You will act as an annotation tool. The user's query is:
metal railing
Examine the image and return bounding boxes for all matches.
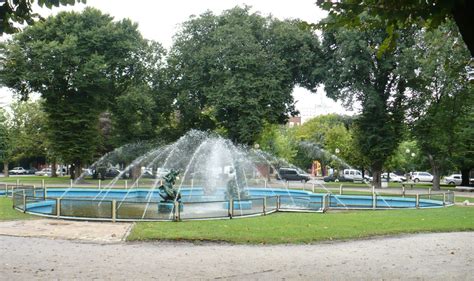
[10,188,454,222]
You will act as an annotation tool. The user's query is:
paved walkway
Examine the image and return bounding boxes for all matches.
[0,219,132,243]
[0,232,472,280]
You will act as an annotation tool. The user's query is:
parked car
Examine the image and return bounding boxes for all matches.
[382,172,406,183]
[323,174,350,182]
[411,172,434,183]
[342,169,364,182]
[276,168,310,182]
[26,167,37,175]
[35,168,52,176]
[444,174,462,185]
[156,168,170,179]
[9,167,27,175]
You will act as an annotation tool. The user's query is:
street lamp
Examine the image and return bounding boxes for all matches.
[406,149,415,182]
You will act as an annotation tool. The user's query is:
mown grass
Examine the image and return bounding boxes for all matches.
[0,197,33,220]
[128,206,474,244]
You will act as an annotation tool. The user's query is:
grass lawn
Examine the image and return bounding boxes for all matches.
[128,206,474,244]
[0,197,33,220]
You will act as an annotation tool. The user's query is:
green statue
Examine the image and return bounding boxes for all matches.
[158,169,181,202]
[225,165,248,200]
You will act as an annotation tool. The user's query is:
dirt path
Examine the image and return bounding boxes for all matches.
[0,232,472,280]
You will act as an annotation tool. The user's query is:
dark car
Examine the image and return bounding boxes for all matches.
[323,174,351,182]
[26,167,37,175]
[276,168,310,182]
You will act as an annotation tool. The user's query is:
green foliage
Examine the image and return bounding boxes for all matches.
[321,18,416,185]
[316,0,474,56]
[168,6,323,144]
[0,8,155,171]
[407,21,472,187]
[7,100,48,163]
[0,0,85,35]
[257,123,298,163]
[0,109,11,165]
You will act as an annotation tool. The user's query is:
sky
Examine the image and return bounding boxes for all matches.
[0,0,355,118]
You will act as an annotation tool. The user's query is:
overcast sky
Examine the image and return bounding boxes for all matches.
[1,0,355,116]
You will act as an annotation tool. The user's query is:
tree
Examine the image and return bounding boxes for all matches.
[321,18,415,188]
[0,8,156,178]
[8,100,48,164]
[407,21,472,189]
[0,0,85,35]
[0,108,12,176]
[316,0,474,57]
[293,114,358,174]
[167,6,323,144]
[257,123,298,163]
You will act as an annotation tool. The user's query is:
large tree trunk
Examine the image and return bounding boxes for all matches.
[3,161,9,177]
[131,166,141,181]
[428,154,441,190]
[460,168,471,186]
[51,159,57,178]
[73,162,81,180]
[453,1,474,57]
[371,163,383,189]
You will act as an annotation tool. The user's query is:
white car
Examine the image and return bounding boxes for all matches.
[411,172,434,183]
[9,167,27,175]
[35,168,52,176]
[342,169,363,182]
[444,174,462,185]
[382,172,406,183]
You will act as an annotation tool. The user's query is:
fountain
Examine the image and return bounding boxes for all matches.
[8,130,453,221]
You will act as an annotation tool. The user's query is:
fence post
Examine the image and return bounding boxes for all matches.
[228,198,233,218]
[70,179,73,189]
[443,193,446,207]
[321,194,326,212]
[303,181,306,191]
[16,179,20,187]
[125,180,128,189]
[312,183,315,193]
[98,179,101,190]
[276,195,280,211]
[42,179,45,189]
[286,181,289,189]
[174,201,180,221]
[22,190,26,213]
[428,188,432,199]
[339,184,343,195]
[416,194,420,209]
[33,185,36,198]
[112,200,117,222]
[191,178,194,189]
[264,179,267,188]
[402,184,405,197]
[263,197,267,215]
[56,198,61,217]
[372,193,377,209]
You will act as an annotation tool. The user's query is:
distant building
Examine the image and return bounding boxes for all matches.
[287,116,301,127]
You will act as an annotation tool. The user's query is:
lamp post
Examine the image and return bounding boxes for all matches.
[335,148,340,179]
[405,149,415,182]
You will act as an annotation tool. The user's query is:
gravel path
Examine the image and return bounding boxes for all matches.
[1,232,472,280]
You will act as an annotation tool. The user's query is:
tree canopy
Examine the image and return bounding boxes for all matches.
[320,16,416,187]
[0,7,159,177]
[0,0,85,35]
[167,6,323,144]
[316,0,474,57]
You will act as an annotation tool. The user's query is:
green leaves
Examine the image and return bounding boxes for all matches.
[169,7,323,144]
